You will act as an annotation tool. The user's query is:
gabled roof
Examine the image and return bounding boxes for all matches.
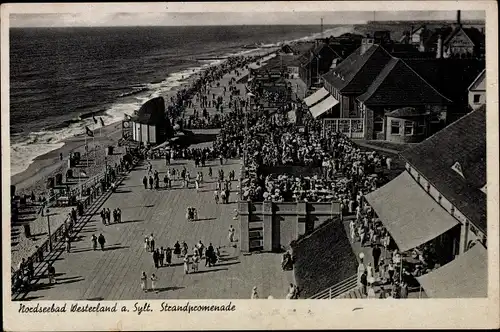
[468,68,486,91]
[357,57,452,106]
[400,105,486,233]
[405,59,485,106]
[299,43,342,69]
[322,44,393,93]
[443,26,484,47]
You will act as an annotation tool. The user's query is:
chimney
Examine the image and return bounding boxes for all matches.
[457,10,461,26]
[436,34,443,59]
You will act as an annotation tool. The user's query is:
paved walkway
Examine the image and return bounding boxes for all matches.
[16,156,292,300]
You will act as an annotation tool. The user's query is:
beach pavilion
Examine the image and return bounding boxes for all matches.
[130,96,174,146]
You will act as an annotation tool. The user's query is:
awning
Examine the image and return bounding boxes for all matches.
[303,87,329,107]
[416,244,487,298]
[309,95,339,118]
[365,171,459,252]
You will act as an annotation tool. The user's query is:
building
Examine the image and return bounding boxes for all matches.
[298,42,342,88]
[468,69,486,110]
[405,58,485,122]
[356,57,451,143]
[365,105,487,297]
[130,96,174,145]
[409,12,485,59]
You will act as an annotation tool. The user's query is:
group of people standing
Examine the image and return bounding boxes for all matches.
[100,207,121,225]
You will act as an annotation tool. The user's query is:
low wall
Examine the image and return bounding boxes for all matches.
[239,201,342,252]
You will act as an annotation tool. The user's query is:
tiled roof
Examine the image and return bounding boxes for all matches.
[357,57,452,106]
[322,44,393,93]
[291,219,358,298]
[405,59,485,107]
[400,105,486,233]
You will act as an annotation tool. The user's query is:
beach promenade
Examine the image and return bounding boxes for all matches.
[15,154,293,300]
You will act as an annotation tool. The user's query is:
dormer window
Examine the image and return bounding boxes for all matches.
[450,206,455,215]
[426,183,431,192]
[437,194,442,204]
[451,161,465,179]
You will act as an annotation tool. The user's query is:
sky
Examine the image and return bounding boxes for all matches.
[10,10,485,28]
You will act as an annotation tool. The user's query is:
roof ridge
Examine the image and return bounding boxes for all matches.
[400,58,453,103]
[468,68,486,91]
[400,106,485,159]
[340,44,382,92]
[357,57,400,103]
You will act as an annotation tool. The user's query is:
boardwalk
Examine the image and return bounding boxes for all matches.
[16,156,293,301]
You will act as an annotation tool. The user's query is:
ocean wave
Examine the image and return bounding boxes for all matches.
[10,27,350,177]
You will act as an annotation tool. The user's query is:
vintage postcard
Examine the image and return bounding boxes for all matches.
[2,1,499,330]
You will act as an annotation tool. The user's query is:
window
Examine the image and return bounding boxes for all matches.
[374,117,384,132]
[416,119,426,135]
[473,94,481,104]
[404,121,414,135]
[390,120,400,135]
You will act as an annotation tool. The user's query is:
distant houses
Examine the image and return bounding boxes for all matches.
[399,11,485,59]
[300,28,484,143]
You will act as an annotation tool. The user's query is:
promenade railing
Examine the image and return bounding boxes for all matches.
[308,274,359,299]
[11,156,141,295]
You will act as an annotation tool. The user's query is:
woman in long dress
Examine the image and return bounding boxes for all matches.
[192,250,200,273]
[174,241,181,258]
[181,242,188,257]
[144,237,149,252]
[165,247,172,266]
[140,272,148,292]
[183,255,190,274]
[150,273,158,293]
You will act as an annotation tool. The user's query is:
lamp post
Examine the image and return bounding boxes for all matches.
[104,156,108,188]
[46,208,52,252]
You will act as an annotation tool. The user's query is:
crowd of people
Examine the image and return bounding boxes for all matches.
[138,228,240,293]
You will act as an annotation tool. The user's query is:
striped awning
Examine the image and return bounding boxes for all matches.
[309,95,339,118]
[303,87,329,106]
[416,244,487,298]
[365,171,459,252]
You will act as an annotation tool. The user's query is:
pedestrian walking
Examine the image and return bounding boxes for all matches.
[47,264,56,284]
[98,233,106,250]
[192,250,200,273]
[91,234,97,250]
[174,241,181,258]
[251,286,259,299]
[214,190,219,204]
[149,176,154,189]
[165,247,172,266]
[228,225,235,243]
[141,271,148,292]
[159,247,165,267]
[149,233,155,252]
[143,175,148,189]
[153,249,159,269]
[183,255,190,274]
[144,236,150,252]
[372,245,382,273]
[151,274,158,293]
[65,235,71,253]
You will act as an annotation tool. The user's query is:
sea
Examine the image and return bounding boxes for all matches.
[9,25,354,176]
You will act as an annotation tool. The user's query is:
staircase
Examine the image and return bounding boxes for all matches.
[309,274,362,299]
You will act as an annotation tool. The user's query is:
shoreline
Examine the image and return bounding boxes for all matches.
[10,48,274,195]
